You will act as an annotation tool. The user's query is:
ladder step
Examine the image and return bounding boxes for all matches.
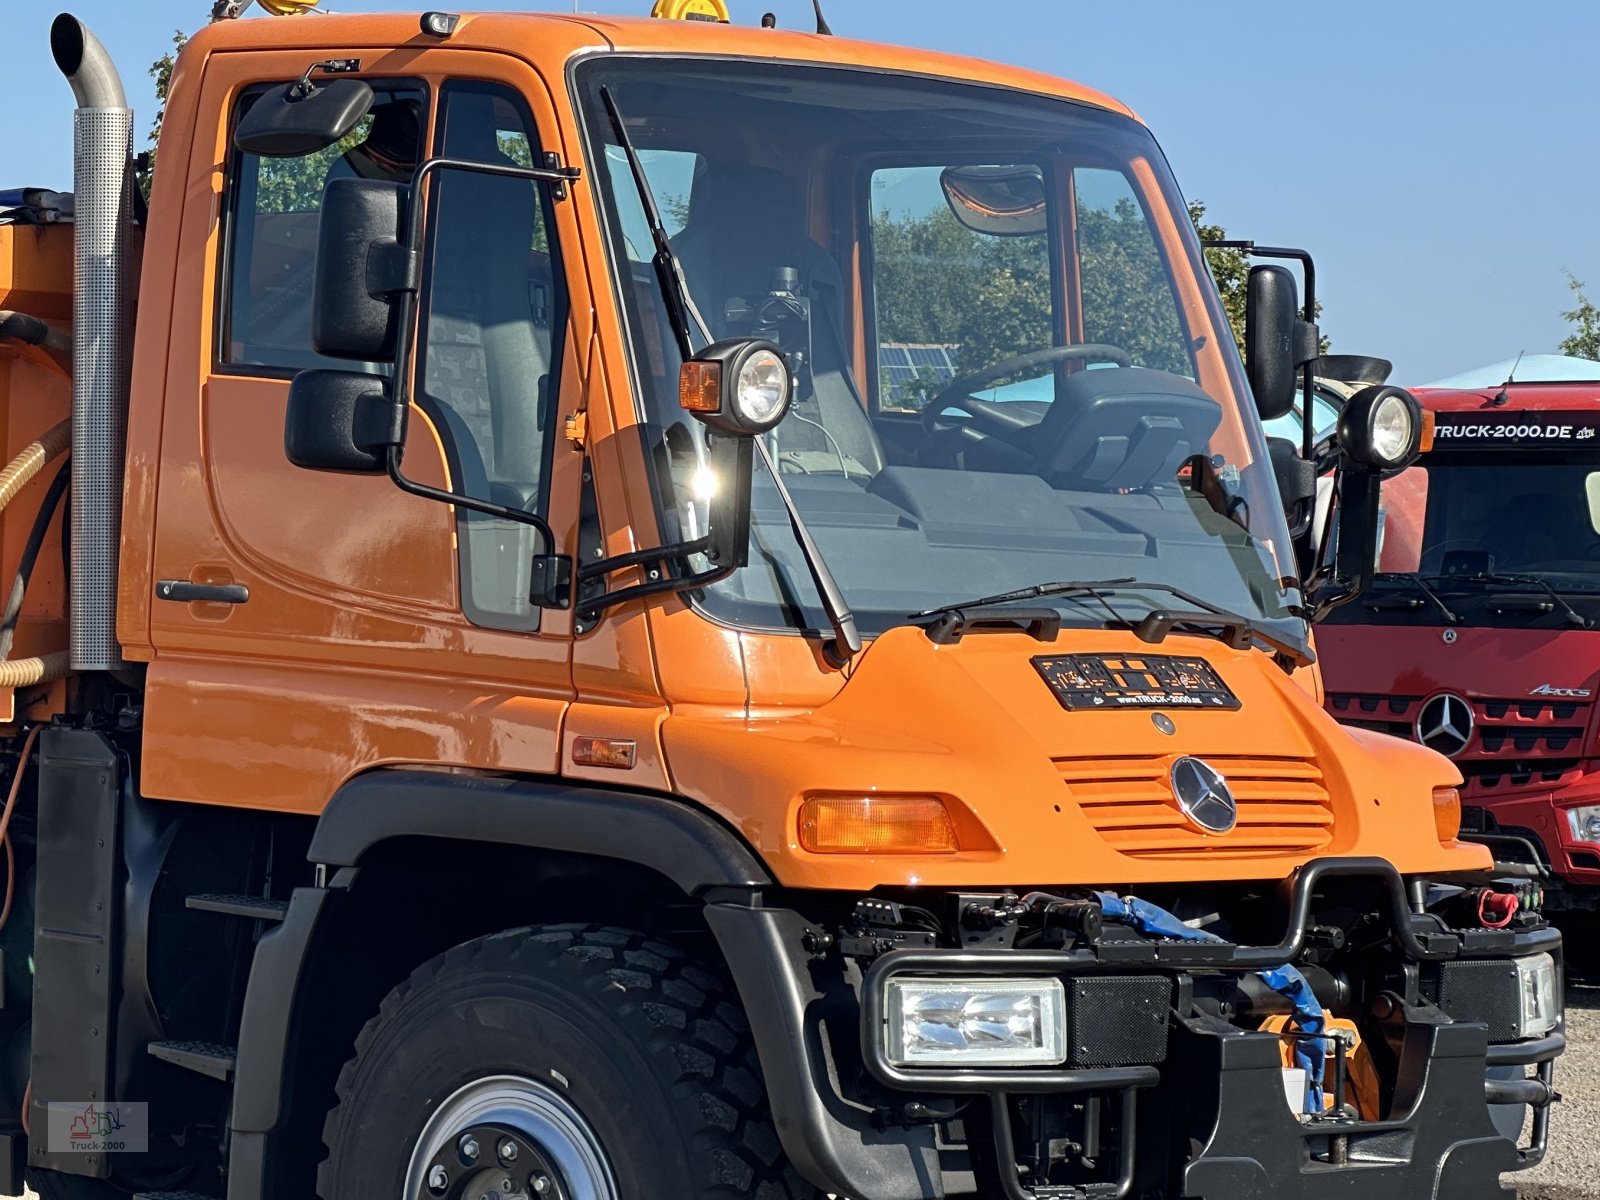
[185,893,288,922]
[147,1040,236,1082]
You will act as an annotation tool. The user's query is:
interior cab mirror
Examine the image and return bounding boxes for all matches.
[940,164,1048,237]
[233,75,375,158]
[1245,264,1319,421]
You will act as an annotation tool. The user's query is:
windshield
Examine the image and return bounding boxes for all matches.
[1323,449,1600,627]
[576,59,1303,650]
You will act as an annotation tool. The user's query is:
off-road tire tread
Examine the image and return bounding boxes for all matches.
[317,923,816,1200]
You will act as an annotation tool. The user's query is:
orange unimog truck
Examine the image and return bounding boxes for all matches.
[0,3,1564,1199]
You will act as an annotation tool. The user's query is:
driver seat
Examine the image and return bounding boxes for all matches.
[673,164,886,477]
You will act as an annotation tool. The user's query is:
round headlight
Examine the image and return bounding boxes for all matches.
[1338,384,1424,471]
[1369,393,1416,467]
[734,348,791,431]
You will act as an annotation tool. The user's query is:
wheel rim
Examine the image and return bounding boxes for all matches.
[404,1075,619,1200]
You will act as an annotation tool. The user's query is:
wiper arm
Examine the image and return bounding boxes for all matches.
[1106,580,1315,667]
[1373,572,1461,625]
[912,579,1313,668]
[599,87,859,664]
[1441,572,1591,628]
[598,86,714,359]
[911,579,1139,620]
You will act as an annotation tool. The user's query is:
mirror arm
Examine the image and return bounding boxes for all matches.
[383,445,557,547]
[576,537,737,617]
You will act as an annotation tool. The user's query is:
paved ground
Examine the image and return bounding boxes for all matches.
[1517,981,1600,1200]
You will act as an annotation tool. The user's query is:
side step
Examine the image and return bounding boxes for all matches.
[185,893,288,922]
[147,1041,236,1082]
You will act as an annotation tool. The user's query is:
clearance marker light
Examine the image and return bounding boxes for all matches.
[572,736,638,770]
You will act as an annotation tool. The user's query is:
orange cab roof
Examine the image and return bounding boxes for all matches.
[189,9,1138,122]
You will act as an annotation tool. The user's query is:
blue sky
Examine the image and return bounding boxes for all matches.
[8,0,1599,383]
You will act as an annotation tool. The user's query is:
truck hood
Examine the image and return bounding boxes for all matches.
[662,626,1486,891]
[1318,623,1600,775]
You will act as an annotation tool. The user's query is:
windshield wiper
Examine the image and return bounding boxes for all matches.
[1371,572,1461,625]
[598,88,861,664]
[912,579,1313,667]
[598,86,714,359]
[1431,571,1591,629]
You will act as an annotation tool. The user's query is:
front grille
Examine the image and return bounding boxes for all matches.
[1064,976,1170,1067]
[1328,691,1593,774]
[1055,755,1333,859]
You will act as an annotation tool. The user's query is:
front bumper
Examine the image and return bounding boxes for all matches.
[708,857,1563,1200]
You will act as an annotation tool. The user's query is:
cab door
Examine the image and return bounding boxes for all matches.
[140,48,590,813]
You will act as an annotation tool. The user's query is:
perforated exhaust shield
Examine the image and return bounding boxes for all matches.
[69,105,132,670]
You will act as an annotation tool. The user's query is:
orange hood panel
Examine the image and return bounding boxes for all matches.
[661,626,1489,890]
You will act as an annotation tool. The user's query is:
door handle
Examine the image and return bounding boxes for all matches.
[156,580,250,605]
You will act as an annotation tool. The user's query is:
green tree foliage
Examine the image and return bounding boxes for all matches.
[140,29,188,197]
[1560,272,1600,362]
[871,190,1200,406]
[1192,200,1248,353]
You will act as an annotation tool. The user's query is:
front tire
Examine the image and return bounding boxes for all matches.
[318,924,815,1200]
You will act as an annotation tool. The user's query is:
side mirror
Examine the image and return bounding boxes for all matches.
[1245,265,1319,421]
[285,370,406,473]
[678,338,795,569]
[1266,436,1316,538]
[234,77,375,158]
[311,178,414,362]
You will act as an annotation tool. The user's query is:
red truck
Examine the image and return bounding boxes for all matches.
[1318,358,1600,946]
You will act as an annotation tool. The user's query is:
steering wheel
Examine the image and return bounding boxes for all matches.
[920,343,1134,435]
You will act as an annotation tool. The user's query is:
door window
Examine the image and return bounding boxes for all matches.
[419,81,566,632]
[222,83,425,371]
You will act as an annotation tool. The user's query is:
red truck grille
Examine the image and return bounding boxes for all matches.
[1327,691,1591,796]
[1054,754,1334,859]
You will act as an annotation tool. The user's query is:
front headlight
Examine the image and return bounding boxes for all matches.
[1566,804,1600,846]
[884,977,1065,1067]
[1515,953,1560,1038]
[1337,384,1425,471]
[1368,393,1416,465]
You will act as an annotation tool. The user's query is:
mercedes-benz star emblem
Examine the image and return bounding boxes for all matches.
[1415,692,1474,758]
[1170,757,1237,834]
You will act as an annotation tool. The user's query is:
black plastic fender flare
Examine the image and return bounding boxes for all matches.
[224,769,940,1200]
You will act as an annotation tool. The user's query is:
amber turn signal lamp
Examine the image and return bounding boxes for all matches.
[1419,409,1436,454]
[1433,785,1462,843]
[798,794,960,854]
[680,360,722,414]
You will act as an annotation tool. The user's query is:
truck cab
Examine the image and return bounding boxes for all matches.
[1319,361,1600,919]
[0,8,1564,1200]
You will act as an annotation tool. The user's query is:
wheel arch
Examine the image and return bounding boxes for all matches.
[225,767,773,1200]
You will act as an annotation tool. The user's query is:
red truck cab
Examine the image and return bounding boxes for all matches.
[1318,362,1600,925]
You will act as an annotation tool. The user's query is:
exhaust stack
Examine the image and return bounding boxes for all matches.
[52,14,131,671]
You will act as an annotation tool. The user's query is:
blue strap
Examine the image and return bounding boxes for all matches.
[1095,892,1328,1113]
